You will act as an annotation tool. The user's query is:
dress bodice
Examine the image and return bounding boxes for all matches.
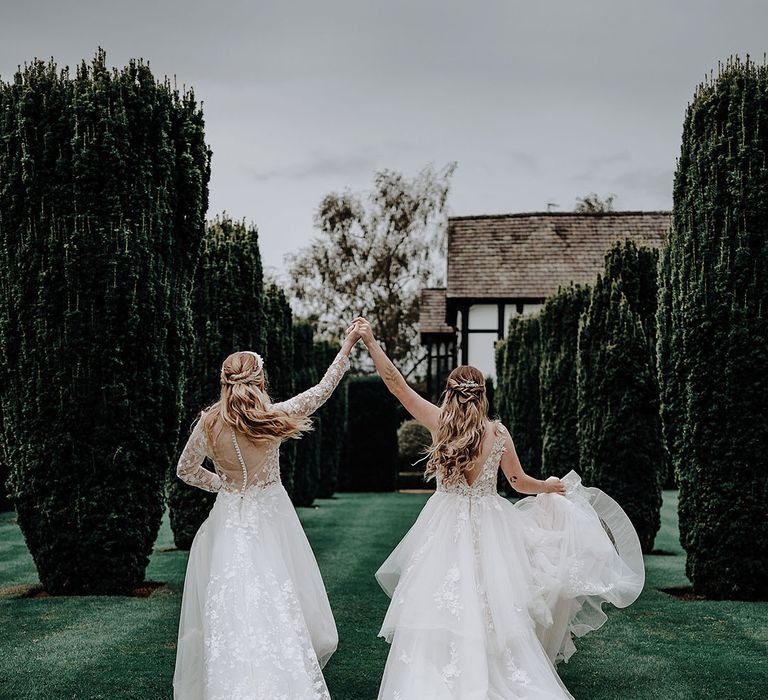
[435,422,507,498]
[177,352,350,494]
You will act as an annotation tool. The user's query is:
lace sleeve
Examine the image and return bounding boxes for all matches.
[176,419,223,492]
[271,352,351,417]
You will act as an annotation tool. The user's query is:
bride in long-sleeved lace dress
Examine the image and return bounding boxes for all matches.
[172,329,357,700]
[353,318,645,700]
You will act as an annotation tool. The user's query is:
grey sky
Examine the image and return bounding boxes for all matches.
[2,0,766,278]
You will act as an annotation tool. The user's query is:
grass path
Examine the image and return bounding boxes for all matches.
[1,491,766,699]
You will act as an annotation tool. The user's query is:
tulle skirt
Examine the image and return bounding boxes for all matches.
[375,471,644,699]
[173,484,337,700]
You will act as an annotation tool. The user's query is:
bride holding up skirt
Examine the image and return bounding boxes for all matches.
[353,317,644,700]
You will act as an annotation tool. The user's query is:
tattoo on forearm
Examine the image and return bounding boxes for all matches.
[382,364,400,389]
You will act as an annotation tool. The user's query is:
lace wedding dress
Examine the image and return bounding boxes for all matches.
[376,422,645,699]
[173,352,350,700]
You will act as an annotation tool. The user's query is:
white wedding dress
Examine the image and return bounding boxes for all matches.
[376,421,644,699]
[173,352,350,700]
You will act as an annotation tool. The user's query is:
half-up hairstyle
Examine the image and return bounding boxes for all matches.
[425,365,490,485]
[200,351,312,445]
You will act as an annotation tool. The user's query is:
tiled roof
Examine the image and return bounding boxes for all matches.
[419,288,455,336]
[446,211,671,299]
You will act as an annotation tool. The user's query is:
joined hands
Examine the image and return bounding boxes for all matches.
[344,316,375,346]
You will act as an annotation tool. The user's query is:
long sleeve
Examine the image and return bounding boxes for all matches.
[271,352,351,416]
[176,419,223,492]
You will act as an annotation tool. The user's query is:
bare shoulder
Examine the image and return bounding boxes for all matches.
[493,420,509,437]
[494,421,515,448]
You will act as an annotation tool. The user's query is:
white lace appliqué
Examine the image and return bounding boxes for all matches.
[434,565,463,619]
[202,492,330,700]
[176,420,223,492]
[440,642,461,690]
[270,353,350,416]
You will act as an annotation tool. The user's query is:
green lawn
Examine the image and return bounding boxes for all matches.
[1,492,766,699]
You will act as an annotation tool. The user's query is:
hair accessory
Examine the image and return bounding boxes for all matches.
[455,380,479,389]
[243,351,264,369]
[221,351,263,372]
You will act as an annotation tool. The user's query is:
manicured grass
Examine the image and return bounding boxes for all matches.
[1,492,766,699]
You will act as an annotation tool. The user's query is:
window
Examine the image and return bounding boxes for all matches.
[522,303,543,316]
[468,304,498,330]
[468,332,498,378]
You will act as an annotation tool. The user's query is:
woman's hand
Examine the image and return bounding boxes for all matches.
[345,321,362,343]
[348,316,375,346]
[340,321,362,355]
[544,476,566,495]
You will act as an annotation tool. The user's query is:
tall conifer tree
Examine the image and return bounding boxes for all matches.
[578,240,664,553]
[658,57,768,598]
[0,52,210,593]
[538,284,590,475]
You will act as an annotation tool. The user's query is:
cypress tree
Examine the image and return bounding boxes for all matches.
[658,57,768,599]
[538,284,590,475]
[261,284,296,499]
[168,216,265,549]
[0,52,210,594]
[494,339,508,422]
[498,316,543,481]
[577,239,664,553]
[313,339,349,499]
[291,322,321,507]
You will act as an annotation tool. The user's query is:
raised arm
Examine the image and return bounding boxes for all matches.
[499,428,565,496]
[270,331,357,416]
[354,317,440,432]
[176,419,223,493]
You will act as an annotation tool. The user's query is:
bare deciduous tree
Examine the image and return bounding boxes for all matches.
[287,163,456,374]
[575,192,616,212]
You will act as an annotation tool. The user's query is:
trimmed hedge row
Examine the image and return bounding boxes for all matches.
[313,340,349,499]
[261,284,297,498]
[339,376,399,492]
[496,241,664,553]
[494,316,543,483]
[291,322,322,507]
[658,58,768,599]
[538,284,590,476]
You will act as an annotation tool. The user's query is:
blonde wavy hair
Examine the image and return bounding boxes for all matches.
[425,366,490,486]
[200,351,312,445]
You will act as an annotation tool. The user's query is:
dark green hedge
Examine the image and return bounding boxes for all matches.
[339,376,398,491]
[658,58,768,599]
[577,239,663,553]
[168,216,265,549]
[0,461,11,511]
[496,316,543,482]
[261,284,297,499]
[291,322,321,507]
[313,340,349,499]
[538,284,590,475]
[0,52,210,594]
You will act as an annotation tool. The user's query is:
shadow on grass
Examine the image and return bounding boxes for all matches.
[0,581,168,599]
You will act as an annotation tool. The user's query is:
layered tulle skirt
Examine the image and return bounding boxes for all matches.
[375,471,644,699]
[173,484,337,700]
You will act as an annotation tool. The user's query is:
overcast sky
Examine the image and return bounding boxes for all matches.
[2,1,766,278]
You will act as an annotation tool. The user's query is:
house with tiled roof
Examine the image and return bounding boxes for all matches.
[420,211,671,398]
